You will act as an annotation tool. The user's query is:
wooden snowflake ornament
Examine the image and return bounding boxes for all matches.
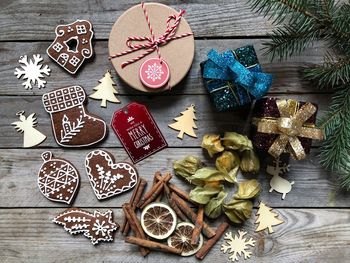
[89,70,121,108]
[11,111,46,148]
[221,230,255,262]
[168,104,198,139]
[266,157,294,200]
[53,208,119,245]
[14,54,51,89]
[255,202,284,234]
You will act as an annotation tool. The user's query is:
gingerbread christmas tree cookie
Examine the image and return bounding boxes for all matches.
[42,86,107,147]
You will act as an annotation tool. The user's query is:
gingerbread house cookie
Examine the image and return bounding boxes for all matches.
[47,20,94,74]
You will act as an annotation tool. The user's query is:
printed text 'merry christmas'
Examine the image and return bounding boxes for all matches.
[127,124,154,149]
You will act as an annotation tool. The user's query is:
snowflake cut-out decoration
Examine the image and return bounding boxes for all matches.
[221,230,255,262]
[14,54,51,89]
[145,62,164,82]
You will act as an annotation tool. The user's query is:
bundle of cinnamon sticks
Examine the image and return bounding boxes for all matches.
[121,171,229,259]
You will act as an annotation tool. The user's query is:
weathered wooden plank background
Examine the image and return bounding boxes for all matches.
[1,0,349,262]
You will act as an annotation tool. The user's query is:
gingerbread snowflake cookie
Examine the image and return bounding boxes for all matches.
[85,149,138,200]
[42,86,107,147]
[53,208,119,245]
[37,151,79,204]
[47,20,93,74]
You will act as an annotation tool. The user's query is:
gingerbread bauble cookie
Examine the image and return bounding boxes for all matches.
[109,2,195,92]
[42,86,107,147]
[37,151,79,204]
[47,20,94,74]
[85,150,138,200]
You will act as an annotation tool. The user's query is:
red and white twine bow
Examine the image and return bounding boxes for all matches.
[109,2,193,68]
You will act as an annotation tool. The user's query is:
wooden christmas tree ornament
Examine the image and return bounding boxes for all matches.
[266,157,294,200]
[255,202,284,234]
[168,104,197,139]
[11,111,46,148]
[89,70,121,108]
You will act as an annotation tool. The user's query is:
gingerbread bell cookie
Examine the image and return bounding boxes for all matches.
[53,208,119,245]
[47,20,94,74]
[37,151,79,204]
[42,86,107,147]
[85,149,138,200]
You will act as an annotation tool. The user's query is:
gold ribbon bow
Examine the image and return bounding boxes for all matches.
[257,99,323,160]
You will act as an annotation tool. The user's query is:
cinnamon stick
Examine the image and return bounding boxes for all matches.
[125,236,182,255]
[191,205,204,245]
[122,204,150,256]
[153,173,162,202]
[123,178,147,235]
[168,182,193,203]
[164,183,187,221]
[195,222,229,260]
[138,172,172,209]
[171,192,216,238]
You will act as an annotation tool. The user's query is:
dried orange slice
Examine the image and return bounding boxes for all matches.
[167,222,203,256]
[140,202,177,240]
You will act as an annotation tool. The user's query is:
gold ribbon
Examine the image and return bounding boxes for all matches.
[257,99,323,160]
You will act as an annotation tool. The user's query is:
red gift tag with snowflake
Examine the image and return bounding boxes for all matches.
[139,58,170,89]
[111,102,167,163]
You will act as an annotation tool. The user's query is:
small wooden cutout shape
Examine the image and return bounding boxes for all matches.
[168,104,198,139]
[89,70,120,108]
[255,202,284,234]
[14,54,51,90]
[266,157,294,199]
[11,111,46,148]
[221,230,255,262]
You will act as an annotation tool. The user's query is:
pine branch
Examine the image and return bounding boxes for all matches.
[248,0,319,24]
[303,53,350,88]
[318,86,350,188]
[264,22,319,60]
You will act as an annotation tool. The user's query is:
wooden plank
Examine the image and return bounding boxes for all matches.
[0,0,275,41]
[1,40,326,96]
[1,208,350,262]
[0,93,330,148]
[0,148,345,208]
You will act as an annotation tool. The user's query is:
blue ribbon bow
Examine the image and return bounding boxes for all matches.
[203,49,272,99]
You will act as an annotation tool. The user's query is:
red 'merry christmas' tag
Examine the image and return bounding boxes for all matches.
[111,102,167,163]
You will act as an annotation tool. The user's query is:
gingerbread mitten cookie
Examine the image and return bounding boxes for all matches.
[37,151,79,204]
[42,86,107,147]
[47,20,94,74]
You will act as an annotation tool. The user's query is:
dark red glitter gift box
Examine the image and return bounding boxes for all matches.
[251,97,319,158]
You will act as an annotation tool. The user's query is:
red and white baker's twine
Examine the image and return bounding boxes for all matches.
[109,2,193,68]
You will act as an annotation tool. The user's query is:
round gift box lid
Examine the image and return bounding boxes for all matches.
[108,2,195,92]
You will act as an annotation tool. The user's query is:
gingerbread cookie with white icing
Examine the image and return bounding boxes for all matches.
[37,151,79,204]
[47,20,94,74]
[42,86,107,147]
[53,208,119,245]
[85,149,138,200]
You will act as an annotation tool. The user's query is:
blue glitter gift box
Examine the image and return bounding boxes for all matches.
[201,45,273,112]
